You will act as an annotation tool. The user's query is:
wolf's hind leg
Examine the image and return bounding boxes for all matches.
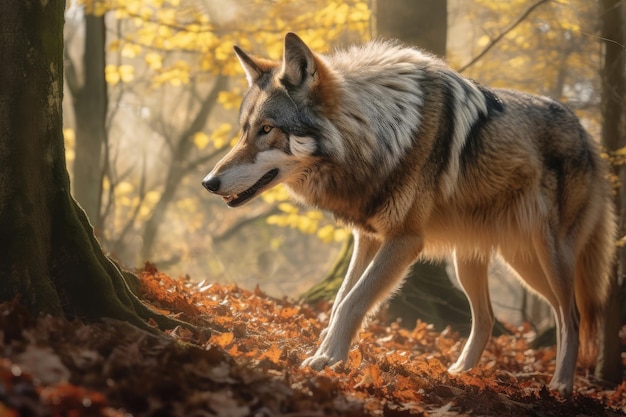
[321,232,380,342]
[505,236,578,396]
[532,233,578,396]
[302,234,422,370]
[504,251,562,359]
[448,256,493,373]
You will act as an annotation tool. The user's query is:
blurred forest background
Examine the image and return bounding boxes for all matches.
[62,0,616,332]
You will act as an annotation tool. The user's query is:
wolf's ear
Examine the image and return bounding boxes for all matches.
[280,32,317,90]
[234,45,263,87]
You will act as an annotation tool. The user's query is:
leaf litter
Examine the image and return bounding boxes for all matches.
[1,263,625,416]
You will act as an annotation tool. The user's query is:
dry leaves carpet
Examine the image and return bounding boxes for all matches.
[1,264,626,416]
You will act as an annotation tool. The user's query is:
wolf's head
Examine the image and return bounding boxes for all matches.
[202,33,339,207]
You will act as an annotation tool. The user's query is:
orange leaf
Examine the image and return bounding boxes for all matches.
[211,331,234,348]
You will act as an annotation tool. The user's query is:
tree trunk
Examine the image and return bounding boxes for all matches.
[595,0,625,384]
[0,0,180,331]
[68,14,107,231]
[374,0,447,55]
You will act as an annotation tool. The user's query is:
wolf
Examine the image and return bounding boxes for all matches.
[202,32,616,395]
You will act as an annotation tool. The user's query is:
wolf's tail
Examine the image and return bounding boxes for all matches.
[575,197,616,365]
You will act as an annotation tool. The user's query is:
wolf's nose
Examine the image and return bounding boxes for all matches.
[202,176,220,193]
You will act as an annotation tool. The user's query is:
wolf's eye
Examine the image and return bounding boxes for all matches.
[260,125,273,135]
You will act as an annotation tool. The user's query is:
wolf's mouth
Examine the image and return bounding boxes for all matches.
[223,168,279,207]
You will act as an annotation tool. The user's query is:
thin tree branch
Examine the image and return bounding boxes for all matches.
[183,145,229,174]
[212,206,282,244]
[177,74,228,154]
[457,0,550,73]
[110,155,149,255]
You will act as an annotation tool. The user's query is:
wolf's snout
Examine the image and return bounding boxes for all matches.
[202,175,220,193]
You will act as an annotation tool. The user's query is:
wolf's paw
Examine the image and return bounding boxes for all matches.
[301,344,346,371]
[301,354,337,371]
[447,363,464,374]
[548,379,573,397]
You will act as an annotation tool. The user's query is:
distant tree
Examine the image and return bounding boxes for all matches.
[376,0,447,54]
[65,10,108,230]
[0,0,175,330]
[596,0,625,385]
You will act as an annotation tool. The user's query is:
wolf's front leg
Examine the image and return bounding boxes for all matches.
[302,234,423,370]
[319,232,380,343]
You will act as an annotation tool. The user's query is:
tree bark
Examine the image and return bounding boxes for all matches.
[0,0,181,331]
[596,0,625,384]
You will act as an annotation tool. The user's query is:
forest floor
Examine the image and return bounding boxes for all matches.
[1,263,626,417]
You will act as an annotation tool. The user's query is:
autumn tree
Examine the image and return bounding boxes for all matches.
[0,0,175,330]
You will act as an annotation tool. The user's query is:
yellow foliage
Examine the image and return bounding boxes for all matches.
[306,210,324,221]
[63,128,75,163]
[211,123,233,149]
[333,228,350,242]
[217,90,243,110]
[121,43,141,58]
[139,205,152,218]
[193,132,211,150]
[296,216,318,234]
[267,214,286,227]
[151,61,190,87]
[98,0,370,91]
[105,65,134,85]
[102,176,110,192]
[277,203,298,214]
[63,128,75,148]
[144,190,161,205]
[115,181,134,195]
[317,225,335,243]
[262,185,291,205]
[145,52,163,70]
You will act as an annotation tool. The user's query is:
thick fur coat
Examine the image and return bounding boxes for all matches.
[203,33,616,395]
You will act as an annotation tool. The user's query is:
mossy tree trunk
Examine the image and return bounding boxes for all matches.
[0,0,180,331]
